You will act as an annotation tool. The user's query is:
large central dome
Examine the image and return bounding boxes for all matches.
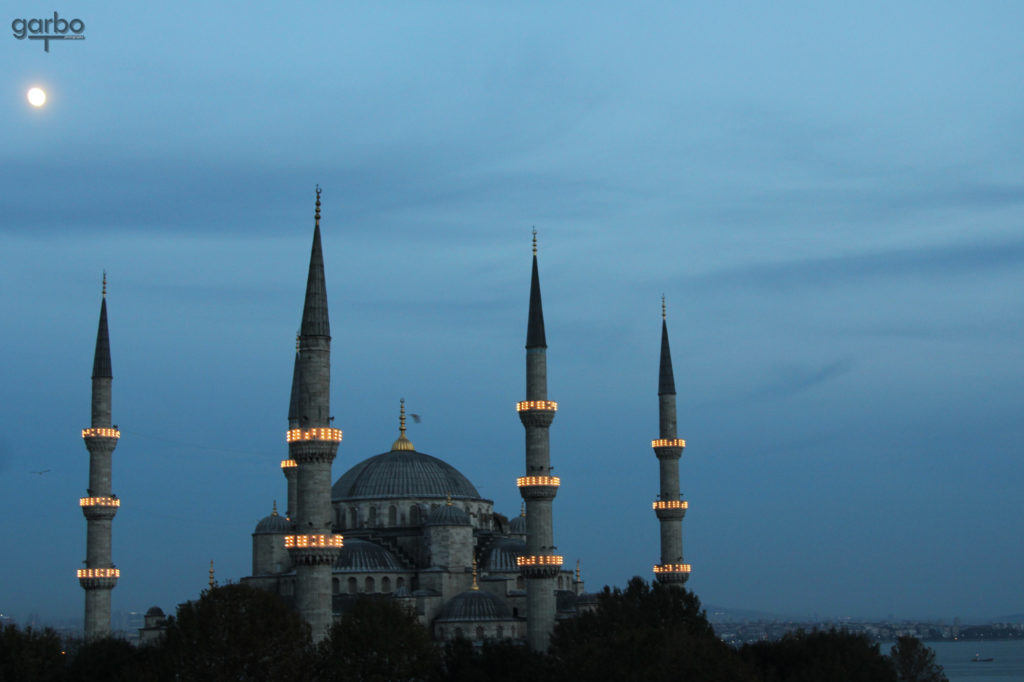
[332,449,482,502]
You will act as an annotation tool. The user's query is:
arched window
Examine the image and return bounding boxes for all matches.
[497,625,504,639]
[516,576,524,590]
[410,505,421,525]
[475,626,484,640]
[558,576,563,588]
[388,505,397,526]
[368,506,377,527]
[336,508,345,530]
[455,627,463,639]
[332,578,339,594]
[396,577,405,590]
[382,576,391,593]
[347,577,357,594]
[365,576,375,593]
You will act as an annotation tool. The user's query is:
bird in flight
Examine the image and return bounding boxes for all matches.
[31,469,51,476]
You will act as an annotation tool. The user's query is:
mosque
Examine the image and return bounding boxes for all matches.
[78,189,691,649]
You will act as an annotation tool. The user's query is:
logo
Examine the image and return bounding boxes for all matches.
[12,12,85,52]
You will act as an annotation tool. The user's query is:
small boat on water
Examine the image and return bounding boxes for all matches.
[971,653,994,663]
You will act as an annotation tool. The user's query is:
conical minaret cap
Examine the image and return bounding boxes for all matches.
[92,277,112,379]
[300,187,331,338]
[525,233,547,349]
[658,310,676,396]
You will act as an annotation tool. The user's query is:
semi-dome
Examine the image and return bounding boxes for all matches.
[334,538,403,571]
[254,504,290,534]
[436,588,514,622]
[425,503,471,527]
[332,450,481,502]
[145,606,165,617]
[481,537,526,573]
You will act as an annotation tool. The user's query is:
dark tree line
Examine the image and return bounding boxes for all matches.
[0,581,946,681]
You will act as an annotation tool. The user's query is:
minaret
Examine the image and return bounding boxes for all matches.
[284,187,343,641]
[652,298,690,586]
[515,230,561,651]
[280,339,300,519]
[79,273,121,639]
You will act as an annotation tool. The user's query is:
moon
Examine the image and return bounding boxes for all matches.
[27,87,47,107]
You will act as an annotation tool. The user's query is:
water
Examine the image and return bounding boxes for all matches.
[883,640,1024,682]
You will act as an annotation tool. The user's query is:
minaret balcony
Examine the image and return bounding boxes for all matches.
[517,401,557,428]
[82,427,120,439]
[285,534,343,566]
[517,476,560,500]
[653,564,691,584]
[80,496,120,520]
[651,438,685,459]
[517,554,564,578]
[77,568,119,589]
[286,428,342,443]
[280,459,297,469]
[284,533,343,549]
[652,499,688,520]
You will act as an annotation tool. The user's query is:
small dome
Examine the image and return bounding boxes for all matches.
[482,537,526,573]
[425,504,471,527]
[508,514,527,535]
[334,538,403,571]
[145,606,165,617]
[254,508,291,534]
[436,589,514,623]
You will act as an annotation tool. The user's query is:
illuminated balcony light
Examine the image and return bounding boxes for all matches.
[516,476,561,488]
[651,438,685,448]
[652,500,688,510]
[280,459,297,469]
[516,555,564,567]
[80,497,120,507]
[286,428,343,443]
[77,568,120,578]
[82,428,120,439]
[516,400,558,412]
[284,534,343,549]
[653,563,692,574]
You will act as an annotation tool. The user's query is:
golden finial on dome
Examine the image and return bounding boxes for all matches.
[295,334,300,352]
[472,557,479,590]
[662,294,666,321]
[532,227,537,256]
[314,185,321,227]
[208,560,215,589]
[391,398,415,451]
[102,271,107,298]
[576,559,581,582]
[520,502,526,517]
[271,500,278,517]
[446,492,452,506]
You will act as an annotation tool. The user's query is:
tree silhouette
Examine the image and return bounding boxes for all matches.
[890,636,948,682]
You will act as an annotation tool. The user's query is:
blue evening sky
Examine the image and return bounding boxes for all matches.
[1,2,1022,625]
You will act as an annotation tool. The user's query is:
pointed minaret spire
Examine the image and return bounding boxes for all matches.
[92,274,112,381]
[659,297,676,397]
[300,186,330,338]
[652,299,690,587]
[526,229,547,349]
[287,336,301,427]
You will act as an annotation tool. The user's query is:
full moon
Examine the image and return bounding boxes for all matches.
[27,87,46,107]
